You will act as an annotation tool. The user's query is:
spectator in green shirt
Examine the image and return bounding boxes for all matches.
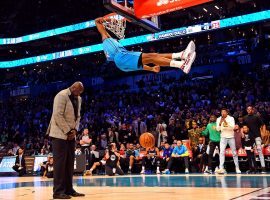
[202,115,221,174]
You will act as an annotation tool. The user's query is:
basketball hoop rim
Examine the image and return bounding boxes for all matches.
[103,12,131,22]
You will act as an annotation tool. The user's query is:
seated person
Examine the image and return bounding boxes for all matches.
[242,125,258,174]
[43,157,54,178]
[159,142,166,151]
[40,154,53,176]
[39,148,46,156]
[140,145,161,174]
[118,144,128,172]
[123,143,140,174]
[12,148,26,176]
[192,137,207,172]
[86,145,99,170]
[163,140,190,174]
[105,143,124,176]
[136,143,143,152]
[160,142,173,170]
[119,143,126,157]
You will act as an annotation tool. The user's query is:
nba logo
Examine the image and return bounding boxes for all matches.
[211,20,220,29]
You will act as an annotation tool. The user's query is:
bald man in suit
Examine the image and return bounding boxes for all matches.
[47,82,85,199]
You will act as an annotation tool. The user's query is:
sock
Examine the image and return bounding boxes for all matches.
[172,51,184,59]
[170,60,185,69]
[129,166,131,169]
[142,166,145,170]
[90,169,93,172]
[157,167,160,171]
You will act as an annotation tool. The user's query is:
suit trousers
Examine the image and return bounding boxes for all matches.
[52,138,75,195]
[12,165,26,176]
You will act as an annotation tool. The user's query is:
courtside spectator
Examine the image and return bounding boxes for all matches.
[80,128,92,153]
[125,143,140,174]
[43,157,54,178]
[85,144,99,171]
[243,105,266,173]
[216,108,241,174]
[140,145,161,174]
[192,137,207,172]
[202,115,221,174]
[242,125,258,174]
[188,121,202,150]
[163,140,190,174]
[12,148,26,176]
[160,142,173,170]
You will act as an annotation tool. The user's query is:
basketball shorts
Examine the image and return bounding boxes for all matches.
[99,159,106,166]
[114,50,143,72]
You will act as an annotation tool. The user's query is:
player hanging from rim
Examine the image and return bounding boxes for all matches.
[95,15,196,74]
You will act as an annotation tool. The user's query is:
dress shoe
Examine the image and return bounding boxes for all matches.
[53,194,71,199]
[69,192,85,197]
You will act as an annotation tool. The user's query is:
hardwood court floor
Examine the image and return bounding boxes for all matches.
[0,174,269,200]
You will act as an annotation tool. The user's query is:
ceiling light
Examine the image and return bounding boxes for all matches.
[203,8,208,12]
[215,5,219,10]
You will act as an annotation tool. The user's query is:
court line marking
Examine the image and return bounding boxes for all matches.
[230,187,269,200]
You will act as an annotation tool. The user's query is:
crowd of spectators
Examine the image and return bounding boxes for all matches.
[0,64,269,175]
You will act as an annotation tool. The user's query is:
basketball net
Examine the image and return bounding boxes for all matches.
[103,13,127,39]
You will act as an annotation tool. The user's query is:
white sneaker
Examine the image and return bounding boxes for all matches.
[140,169,145,174]
[182,52,196,74]
[185,168,189,174]
[236,168,241,174]
[216,168,227,174]
[156,169,161,174]
[214,167,219,173]
[182,41,196,60]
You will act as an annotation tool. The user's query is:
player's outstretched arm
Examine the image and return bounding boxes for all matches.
[95,17,111,40]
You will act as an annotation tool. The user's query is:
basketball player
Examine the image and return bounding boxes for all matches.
[95,16,196,74]
[105,143,124,176]
[140,145,161,174]
[84,152,107,176]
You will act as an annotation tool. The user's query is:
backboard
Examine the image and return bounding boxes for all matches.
[103,0,161,32]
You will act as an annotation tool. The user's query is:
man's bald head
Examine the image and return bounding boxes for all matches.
[70,81,84,96]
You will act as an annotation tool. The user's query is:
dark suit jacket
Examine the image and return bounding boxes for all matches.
[193,144,206,157]
[15,155,26,168]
